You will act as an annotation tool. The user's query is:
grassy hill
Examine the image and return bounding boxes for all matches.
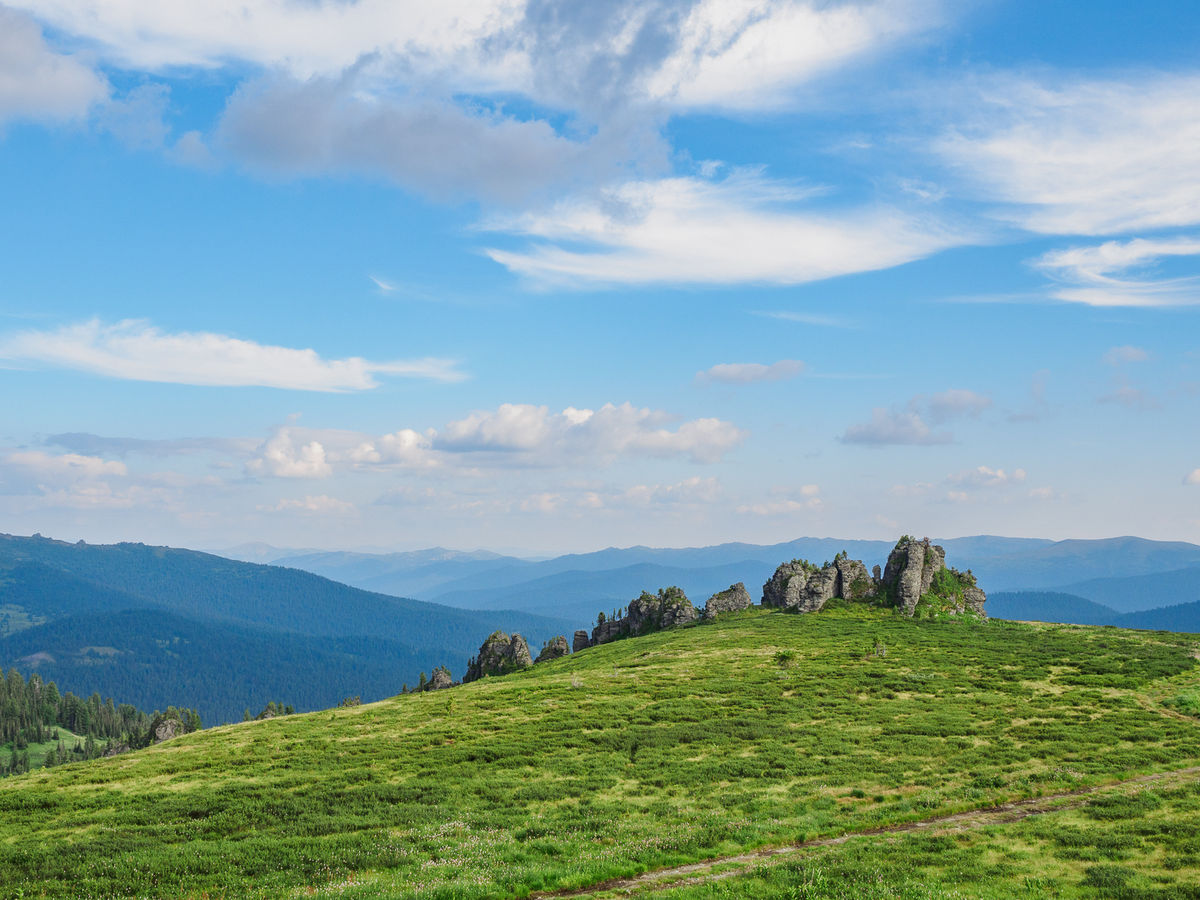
[1,605,1199,898]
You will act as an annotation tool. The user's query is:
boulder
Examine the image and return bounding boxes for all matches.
[152,716,182,744]
[535,635,570,663]
[703,582,753,619]
[426,666,454,690]
[626,587,698,633]
[881,536,946,616]
[463,631,534,681]
[572,630,591,653]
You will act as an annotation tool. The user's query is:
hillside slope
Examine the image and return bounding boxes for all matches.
[1,606,1197,899]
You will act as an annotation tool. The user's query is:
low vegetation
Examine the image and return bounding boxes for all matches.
[0,606,1197,898]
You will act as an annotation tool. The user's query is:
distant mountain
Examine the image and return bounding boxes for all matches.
[0,534,572,723]
[986,591,1119,626]
[1051,565,1200,614]
[261,535,1200,623]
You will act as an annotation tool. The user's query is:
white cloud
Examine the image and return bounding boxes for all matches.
[1103,345,1150,366]
[622,476,722,507]
[736,484,822,516]
[3,450,126,480]
[485,173,964,286]
[0,319,466,391]
[246,429,332,479]
[437,401,744,464]
[1100,384,1159,410]
[0,6,108,126]
[1036,238,1200,308]
[1185,469,1200,486]
[840,408,950,446]
[947,465,1026,488]
[348,430,435,467]
[643,0,941,111]
[938,73,1200,235]
[696,359,804,385]
[263,495,355,515]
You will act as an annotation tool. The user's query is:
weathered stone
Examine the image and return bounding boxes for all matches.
[572,629,591,652]
[761,561,813,608]
[153,717,182,744]
[794,565,838,612]
[591,587,699,645]
[535,635,570,663]
[835,557,876,600]
[881,536,946,616]
[703,582,753,619]
[463,631,534,682]
[426,666,453,690]
[591,617,623,645]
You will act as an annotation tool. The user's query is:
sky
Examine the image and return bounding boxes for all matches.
[1,0,1199,554]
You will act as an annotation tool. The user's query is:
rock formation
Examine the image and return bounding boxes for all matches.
[703,582,753,619]
[463,631,534,682]
[590,586,699,646]
[535,635,570,663]
[572,629,591,652]
[880,536,945,615]
[426,666,454,690]
[761,537,986,618]
[152,716,182,744]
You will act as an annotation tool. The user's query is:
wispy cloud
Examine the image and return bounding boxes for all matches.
[754,310,854,328]
[1035,237,1200,308]
[485,173,965,286]
[938,73,1200,235]
[261,495,355,515]
[0,319,466,391]
[840,388,990,445]
[696,360,804,385]
[1103,345,1149,366]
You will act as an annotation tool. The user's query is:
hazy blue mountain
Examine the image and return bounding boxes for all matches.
[431,560,781,621]
[1051,565,1200,614]
[0,534,572,723]
[259,535,1200,617]
[986,591,1119,626]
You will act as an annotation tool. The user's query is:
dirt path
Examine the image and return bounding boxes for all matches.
[533,765,1200,899]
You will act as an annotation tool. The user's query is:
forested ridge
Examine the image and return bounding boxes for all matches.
[0,533,571,724]
[0,667,199,776]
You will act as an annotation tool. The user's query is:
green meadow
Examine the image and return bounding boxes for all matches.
[1,606,1199,898]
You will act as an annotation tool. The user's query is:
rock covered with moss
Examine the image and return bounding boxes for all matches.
[762,556,860,612]
[463,631,533,682]
[572,629,591,652]
[535,635,570,663]
[703,582,753,619]
[881,537,945,615]
[587,586,699,646]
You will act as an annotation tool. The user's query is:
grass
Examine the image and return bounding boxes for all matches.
[0,606,1198,898]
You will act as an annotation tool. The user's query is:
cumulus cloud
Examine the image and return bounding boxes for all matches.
[1035,238,1200,308]
[348,430,435,467]
[0,6,108,126]
[0,319,466,391]
[925,389,992,423]
[696,359,804,385]
[437,402,744,463]
[246,429,332,479]
[622,476,722,507]
[938,73,1200,235]
[485,173,965,286]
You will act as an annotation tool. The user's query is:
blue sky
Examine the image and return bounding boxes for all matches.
[1,0,1198,553]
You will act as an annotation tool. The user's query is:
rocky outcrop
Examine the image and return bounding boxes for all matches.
[881,536,945,615]
[591,586,699,646]
[703,582,753,619]
[152,716,182,744]
[426,666,454,690]
[463,631,534,682]
[835,557,874,600]
[761,559,849,613]
[961,582,987,616]
[535,635,570,663]
[572,629,591,652]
